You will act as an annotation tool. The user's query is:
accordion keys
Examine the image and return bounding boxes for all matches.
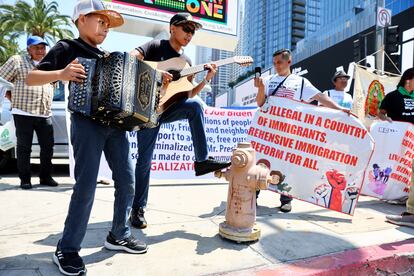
[68,58,96,116]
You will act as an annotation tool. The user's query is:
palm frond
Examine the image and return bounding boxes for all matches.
[0,0,74,48]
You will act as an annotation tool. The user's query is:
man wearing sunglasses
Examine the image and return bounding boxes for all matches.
[129,13,230,229]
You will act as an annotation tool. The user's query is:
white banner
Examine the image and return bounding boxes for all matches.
[361,121,413,200]
[69,106,256,180]
[247,97,374,215]
[352,65,400,127]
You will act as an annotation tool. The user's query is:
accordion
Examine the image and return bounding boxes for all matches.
[68,52,162,130]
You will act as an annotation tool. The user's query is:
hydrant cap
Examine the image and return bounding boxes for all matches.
[232,151,248,167]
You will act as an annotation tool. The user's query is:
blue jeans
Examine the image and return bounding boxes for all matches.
[59,114,135,253]
[133,98,208,209]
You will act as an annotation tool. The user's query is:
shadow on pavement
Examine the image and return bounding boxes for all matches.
[198,201,226,218]
[202,201,361,267]
[143,229,250,255]
[0,251,59,275]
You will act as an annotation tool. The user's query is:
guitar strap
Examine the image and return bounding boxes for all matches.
[60,39,107,59]
[270,74,290,96]
[299,77,305,101]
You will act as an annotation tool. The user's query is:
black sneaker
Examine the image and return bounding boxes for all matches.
[53,248,86,275]
[130,207,147,229]
[40,178,58,187]
[20,182,32,190]
[194,157,231,176]
[104,232,148,254]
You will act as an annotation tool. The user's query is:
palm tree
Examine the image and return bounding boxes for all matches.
[0,0,74,44]
[0,27,19,64]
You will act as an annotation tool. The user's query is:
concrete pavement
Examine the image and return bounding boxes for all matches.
[0,174,413,276]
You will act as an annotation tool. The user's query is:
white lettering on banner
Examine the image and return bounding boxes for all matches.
[247,97,374,215]
[361,121,413,200]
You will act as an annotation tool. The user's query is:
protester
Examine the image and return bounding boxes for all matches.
[27,1,147,275]
[323,70,353,109]
[382,68,414,227]
[0,36,57,189]
[378,67,414,124]
[254,48,348,212]
[129,12,230,228]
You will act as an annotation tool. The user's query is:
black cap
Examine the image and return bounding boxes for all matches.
[170,12,202,29]
[332,70,350,83]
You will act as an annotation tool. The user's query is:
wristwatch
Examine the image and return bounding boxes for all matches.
[202,78,211,85]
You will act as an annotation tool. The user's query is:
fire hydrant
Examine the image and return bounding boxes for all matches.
[215,142,271,242]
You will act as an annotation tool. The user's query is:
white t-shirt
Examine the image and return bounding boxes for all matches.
[263,74,320,103]
[11,108,50,118]
[323,89,353,109]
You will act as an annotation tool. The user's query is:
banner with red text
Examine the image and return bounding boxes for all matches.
[69,106,256,180]
[361,121,413,200]
[247,97,374,215]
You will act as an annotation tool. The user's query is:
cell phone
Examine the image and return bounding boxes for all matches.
[255,67,261,78]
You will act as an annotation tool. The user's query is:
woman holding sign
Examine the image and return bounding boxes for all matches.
[378,68,414,124]
[384,68,414,228]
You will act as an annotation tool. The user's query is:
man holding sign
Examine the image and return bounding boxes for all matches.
[254,49,348,212]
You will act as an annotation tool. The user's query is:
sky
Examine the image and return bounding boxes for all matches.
[1,0,197,60]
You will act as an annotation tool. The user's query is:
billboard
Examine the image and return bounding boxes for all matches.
[215,92,228,107]
[105,0,239,51]
[233,69,271,107]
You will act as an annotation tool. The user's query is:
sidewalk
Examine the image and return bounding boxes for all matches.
[0,175,413,276]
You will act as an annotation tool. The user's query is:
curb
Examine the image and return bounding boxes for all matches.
[230,238,414,276]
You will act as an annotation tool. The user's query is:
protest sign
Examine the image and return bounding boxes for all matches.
[362,121,413,200]
[247,97,374,215]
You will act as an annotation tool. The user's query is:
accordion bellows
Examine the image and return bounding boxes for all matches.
[69,52,162,130]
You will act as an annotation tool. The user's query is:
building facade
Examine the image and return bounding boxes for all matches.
[293,0,414,63]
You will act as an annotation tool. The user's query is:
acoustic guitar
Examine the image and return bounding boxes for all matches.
[146,56,253,114]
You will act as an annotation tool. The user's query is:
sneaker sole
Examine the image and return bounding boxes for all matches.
[195,163,231,176]
[20,185,32,190]
[104,241,148,254]
[280,208,292,213]
[52,254,86,276]
[386,219,414,228]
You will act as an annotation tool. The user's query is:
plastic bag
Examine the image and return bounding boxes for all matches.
[0,119,16,151]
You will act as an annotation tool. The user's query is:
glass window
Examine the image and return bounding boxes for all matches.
[53,81,65,102]
[401,0,409,11]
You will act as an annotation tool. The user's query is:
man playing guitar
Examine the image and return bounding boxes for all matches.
[129,12,231,229]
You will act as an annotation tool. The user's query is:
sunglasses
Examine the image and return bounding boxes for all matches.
[180,24,195,35]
